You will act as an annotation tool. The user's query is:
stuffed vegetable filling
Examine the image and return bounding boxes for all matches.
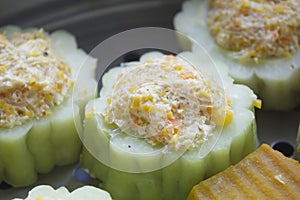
[101,55,232,150]
[0,29,73,128]
[207,0,300,62]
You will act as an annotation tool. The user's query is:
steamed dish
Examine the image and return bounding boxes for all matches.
[0,25,97,187]
[80,51,260,200]
[12,185,112,200]
[174,0,300,110]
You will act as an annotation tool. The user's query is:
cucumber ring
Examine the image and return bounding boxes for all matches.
[80,51,259,200]
[0,25,97,187]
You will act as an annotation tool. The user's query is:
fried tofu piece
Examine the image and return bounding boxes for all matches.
[188,144,300,200]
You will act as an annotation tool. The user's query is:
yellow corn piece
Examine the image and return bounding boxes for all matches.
[242,0,250,8]
[131,96,140,108]
[253,99,262,109]
[106,97,112,105]
[145,58,153,63]
[45,94,53,101]
[141,105,153,112]
[37,29,44,37]
[285,51,292,58]
[160,128,168,136]
[175,65,182,71]
[214,107,233,127]
[162,99,168,104]
[129,87,135,94]
[223,108,233,126]
[275,5,284,13]
[30,49,40,57]
[0,65,8,73]
[56,71,65,79]
[148,95,153,101]
[167,112,174,120]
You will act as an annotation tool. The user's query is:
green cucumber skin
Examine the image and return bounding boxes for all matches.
[80,116,257,200]
[0,103,82,187]
[0,124,37,186]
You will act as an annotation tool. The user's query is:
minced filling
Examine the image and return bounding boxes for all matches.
[207,0,300,62]
[102,55,232,149]
[0,29,73,128]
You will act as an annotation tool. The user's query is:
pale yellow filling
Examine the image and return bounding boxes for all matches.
[102,55,232,149]
[207,0,300,62]
[0,29,73,128]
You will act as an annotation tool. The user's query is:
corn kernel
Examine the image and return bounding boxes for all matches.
[129,87,135,94]
[162,99,168,104]
[145,58,152,63]
[141,105,153,112]
[242,0,250,8]
[131,96,140,108]
[107,97,112,105]
[223,108,233,126]
[285,51,292,58]
[0,65,8,73]
[45,94,53,101]
[275,5,284,13]
[148,95,153,101]
[37,29,44,37]
[160,128,168,136]
[253,99,262,109]
[30,49,40,57]
[167,112,174,120]
[175,65,182,71]
[214,107,233,126]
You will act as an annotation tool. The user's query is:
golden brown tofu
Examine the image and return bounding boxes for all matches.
[187,144,300,200]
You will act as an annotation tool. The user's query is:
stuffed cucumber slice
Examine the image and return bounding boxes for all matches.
[12,185,112,200]
[80,51,259,200]
[174,0,300,110]
[0,25,97,187]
